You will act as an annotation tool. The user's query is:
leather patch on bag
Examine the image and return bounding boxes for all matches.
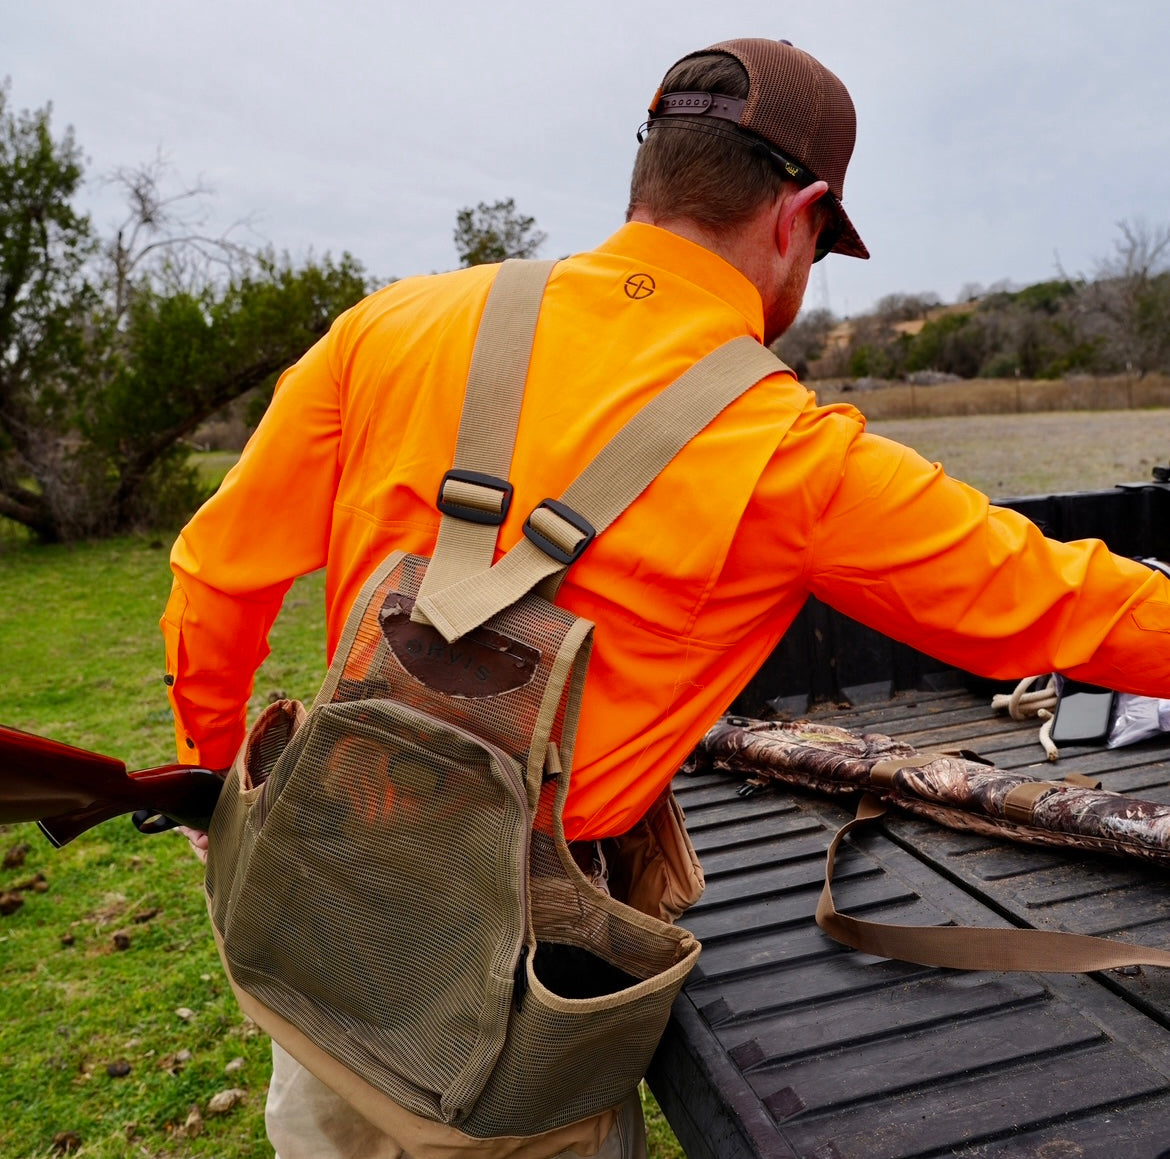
[379,594,539,697]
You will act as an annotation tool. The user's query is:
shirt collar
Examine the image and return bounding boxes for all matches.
[594,222,766,340]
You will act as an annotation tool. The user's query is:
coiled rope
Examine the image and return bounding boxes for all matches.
[991,674,1060,761]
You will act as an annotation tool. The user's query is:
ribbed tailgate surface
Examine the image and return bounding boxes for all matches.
[650,689,1170,1158]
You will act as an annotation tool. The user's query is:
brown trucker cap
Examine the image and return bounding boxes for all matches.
[646,38,868,259]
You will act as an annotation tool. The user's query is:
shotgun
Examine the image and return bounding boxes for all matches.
[0,724,225,848]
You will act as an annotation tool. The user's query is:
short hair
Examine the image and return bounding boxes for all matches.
[627,53,790,231]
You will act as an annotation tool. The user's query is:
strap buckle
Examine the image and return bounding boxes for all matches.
[436,469,513,526]
[523,499,596,565]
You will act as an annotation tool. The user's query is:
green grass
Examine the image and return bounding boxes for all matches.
[190,452,240,493]
[0,535,683,1157]
[0,538,321,1157]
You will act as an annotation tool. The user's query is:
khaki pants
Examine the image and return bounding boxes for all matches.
[266,1043,648,1159]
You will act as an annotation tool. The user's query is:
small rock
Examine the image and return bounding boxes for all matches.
[0,892,23,916]
[175,1007,195,1021]
[106,1060,132,1078]
[206,1087,246,1115]
[159,1048,192,1075]
[51,1131,82,1154]
[182,1104,203,1138]
[3,842,30,868]
[60,932,75,947]
[111,930,132,951]
[224,1056,245,1074]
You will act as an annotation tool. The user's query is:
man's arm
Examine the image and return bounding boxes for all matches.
[162,328,344,769]
[807,429,1170,696]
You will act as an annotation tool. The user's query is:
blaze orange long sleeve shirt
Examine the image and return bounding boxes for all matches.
[162,223,1170,839]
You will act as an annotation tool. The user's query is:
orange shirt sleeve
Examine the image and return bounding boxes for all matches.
[161,328,344,767]
[808,428,1170,695]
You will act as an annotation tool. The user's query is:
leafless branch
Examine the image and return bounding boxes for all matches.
[99,154,258,318]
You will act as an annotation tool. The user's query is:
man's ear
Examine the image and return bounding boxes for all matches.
[775,179,830,257]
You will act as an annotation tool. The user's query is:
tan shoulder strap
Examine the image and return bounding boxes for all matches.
[415,258,557,605]
[817,794,1170,972]
[415,336,790,642]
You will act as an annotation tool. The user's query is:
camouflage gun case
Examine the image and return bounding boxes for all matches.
[691,716,1170,972]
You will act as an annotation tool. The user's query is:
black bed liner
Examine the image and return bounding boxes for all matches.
[647,482,1170,1158]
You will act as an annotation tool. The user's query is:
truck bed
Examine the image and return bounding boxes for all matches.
[650,684,1170,1158]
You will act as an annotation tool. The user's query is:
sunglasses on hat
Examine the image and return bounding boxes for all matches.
[639,114,845,263]
[748,137,843,263]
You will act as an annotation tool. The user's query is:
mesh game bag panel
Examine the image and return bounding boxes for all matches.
[207,553,699,1133]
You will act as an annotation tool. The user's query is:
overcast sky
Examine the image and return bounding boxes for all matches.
[8,0,1170,319]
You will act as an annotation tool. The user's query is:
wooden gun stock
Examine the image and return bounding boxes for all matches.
[0,724,225,848]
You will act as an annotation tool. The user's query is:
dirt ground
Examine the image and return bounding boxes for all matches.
[866,409,1169,499]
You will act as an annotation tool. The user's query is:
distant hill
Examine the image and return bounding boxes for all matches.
[775,271,1170,384]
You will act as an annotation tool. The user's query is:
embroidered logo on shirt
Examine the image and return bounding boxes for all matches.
[624,273,656,300]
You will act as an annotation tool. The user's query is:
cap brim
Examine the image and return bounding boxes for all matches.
[831,202,868,260]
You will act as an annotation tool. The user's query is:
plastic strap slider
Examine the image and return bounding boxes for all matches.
[523,499,596,565]
[436,469,513,526]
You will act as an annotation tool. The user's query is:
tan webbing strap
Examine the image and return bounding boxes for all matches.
[414,259,557,607]
[1002,776,1103,823]
[816,794,1170,972]
[415,336,790,642]
[1002,781,1059,825]
[869,755,936,788]
[1063,772,1103,790]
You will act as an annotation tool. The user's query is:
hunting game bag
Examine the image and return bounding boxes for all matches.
[204,260,789,1137]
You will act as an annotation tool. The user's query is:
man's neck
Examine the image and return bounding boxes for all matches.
[626,211,743,270]
[626,209,783,330]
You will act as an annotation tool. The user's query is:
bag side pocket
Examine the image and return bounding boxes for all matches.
[609,788,706,923]
[207,699,305,933]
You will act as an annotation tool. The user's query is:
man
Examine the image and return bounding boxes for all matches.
[164,37,1170,1159]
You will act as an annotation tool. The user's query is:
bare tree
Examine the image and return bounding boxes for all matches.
[1085,218,1170,375]
[0,92,368,542]
[1101,218,1170,282]
[872,292,941,324]
[771,307,838,379]
[101,154,253,320]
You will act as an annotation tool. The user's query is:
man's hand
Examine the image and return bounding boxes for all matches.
[175,825,209,865]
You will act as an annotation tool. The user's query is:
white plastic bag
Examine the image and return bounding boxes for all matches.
[1107,694,1170,748]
